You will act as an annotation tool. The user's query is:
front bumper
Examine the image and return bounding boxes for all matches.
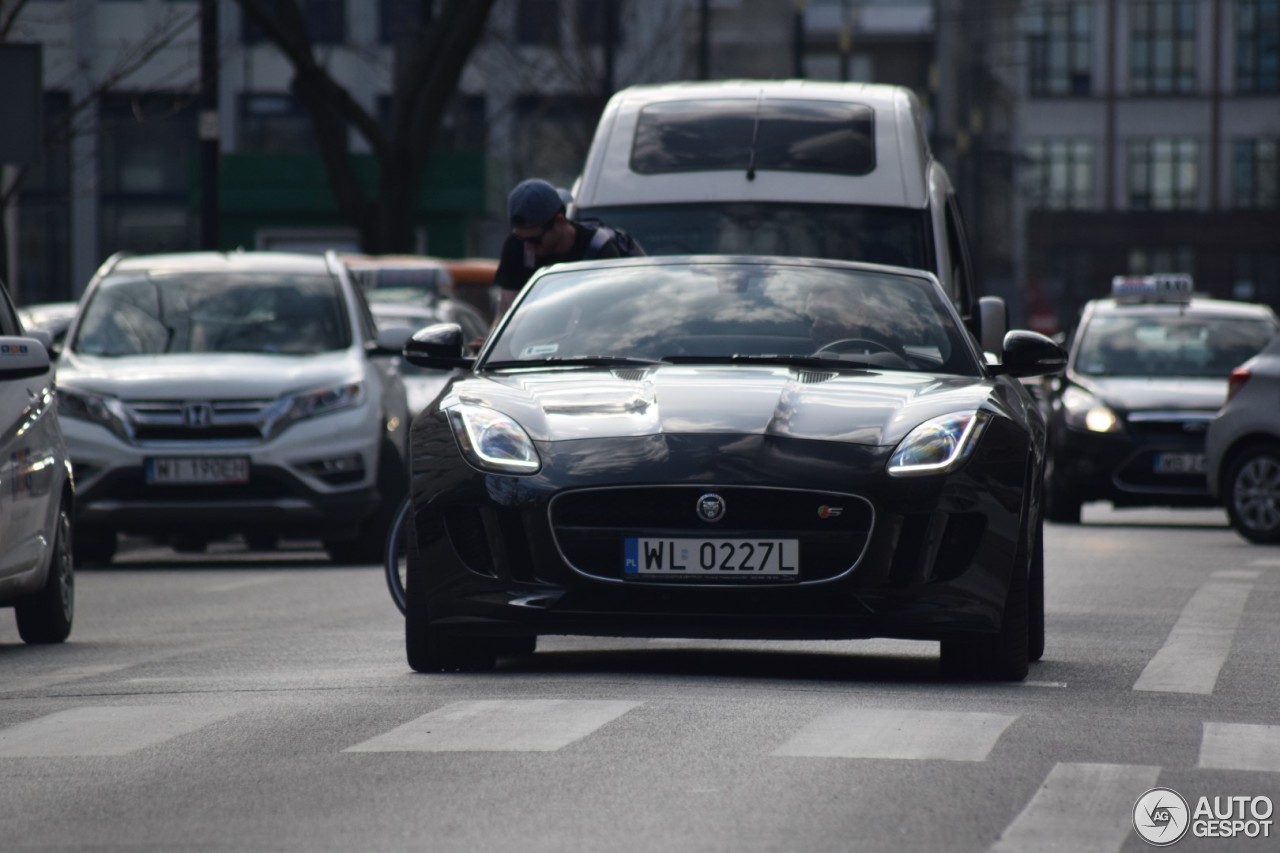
[1048,420,1213,507]
[409,425,1033,642]
[64,406,386,538]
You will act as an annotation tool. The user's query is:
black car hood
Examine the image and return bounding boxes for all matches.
[1073,375,1226,413]
[443,365,998,446]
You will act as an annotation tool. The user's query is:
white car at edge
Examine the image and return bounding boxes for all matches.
[54,250,410,564]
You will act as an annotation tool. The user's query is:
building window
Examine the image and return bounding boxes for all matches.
[98,93,199,257]
[1026,1,1093,96]
[1236,0,1280,93]
[577,0,624,47]
[243,0,345,46]
[1130,0,1197,94]
[1128,247,1195,275]
[1128,138,1198,209]
[1232,139,1279,208]
[1024,139,1094,209]
[517,0,560,46]
[17,92,72,303]
[513,94,597,187]
[238,94,317,154]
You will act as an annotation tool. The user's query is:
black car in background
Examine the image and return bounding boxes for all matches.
[400,256,1065,681]
[1043,275,1279,524]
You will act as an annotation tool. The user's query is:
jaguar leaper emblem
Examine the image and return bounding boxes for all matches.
[696,492,726,523]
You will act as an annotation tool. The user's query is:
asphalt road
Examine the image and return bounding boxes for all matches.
[1,505,1278,852]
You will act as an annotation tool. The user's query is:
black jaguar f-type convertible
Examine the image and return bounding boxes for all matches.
[400,256,1065,680]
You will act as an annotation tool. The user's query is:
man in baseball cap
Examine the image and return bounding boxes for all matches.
[491,177,644,321]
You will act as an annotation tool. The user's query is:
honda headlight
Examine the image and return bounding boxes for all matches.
[1061,386,1121,433]
[267,381,365,437]
[447,404,540,474]
[888,411,986,477]
[57,387,131,441]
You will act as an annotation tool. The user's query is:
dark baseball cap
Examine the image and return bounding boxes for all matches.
[508,178,565,228]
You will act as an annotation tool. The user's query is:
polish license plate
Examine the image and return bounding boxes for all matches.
[1153,452,1205,474]
[145,457,250,484]
[624,537,799,578]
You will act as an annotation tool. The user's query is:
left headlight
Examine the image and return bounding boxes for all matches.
[888,410,987,477]
[266,381,365,437]
[57,386,132,441]
[446,404,541,474]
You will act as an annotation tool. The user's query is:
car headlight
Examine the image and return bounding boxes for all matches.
[1060,386,1121,433]
[56,387,131,441]
[266,381,365,437]
[888,411,987,477]
[446,404,540,474]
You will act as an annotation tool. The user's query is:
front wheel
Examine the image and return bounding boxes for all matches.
[1224,442,1280,543]
[403,513,496,672]
[15,497,74,644]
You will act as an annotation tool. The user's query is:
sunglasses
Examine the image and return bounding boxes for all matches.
[515,216,558,247]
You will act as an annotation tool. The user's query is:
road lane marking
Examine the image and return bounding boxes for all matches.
[204,577,283,593]
[1247,558,1280,567]
[1211,570,1261,581]
[1199,723,1280,773]
[344,699,641,752]
[1133,580,1253,694]
[772,708,1016,761]
[989,763,1160,853]
[0,705,235,757]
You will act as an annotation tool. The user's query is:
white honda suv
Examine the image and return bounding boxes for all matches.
[55,250,410,564]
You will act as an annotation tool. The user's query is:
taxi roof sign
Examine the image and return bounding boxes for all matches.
[1111,273,1194,304]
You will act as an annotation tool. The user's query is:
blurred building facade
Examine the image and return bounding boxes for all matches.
[5,0,1278,339]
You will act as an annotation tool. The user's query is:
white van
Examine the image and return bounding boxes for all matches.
[572,80,1004,349]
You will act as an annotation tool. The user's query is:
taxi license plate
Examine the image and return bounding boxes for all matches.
[1153,452,1205,474]
[146,457,250,485]
[624,537,799,578]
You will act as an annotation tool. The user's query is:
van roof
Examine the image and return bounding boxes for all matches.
[575,80,934,211]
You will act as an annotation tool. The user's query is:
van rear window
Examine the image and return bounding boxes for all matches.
[631,99,876,176]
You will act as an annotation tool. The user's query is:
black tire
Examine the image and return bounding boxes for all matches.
[74,526,116,567]
[1028,515,1045,662]
[496,636,537,657]
[940,527,1031,681]
[1223,442,1280,544]
[384,498,411,615]
[403,516,496,672]
[15,497,74,644]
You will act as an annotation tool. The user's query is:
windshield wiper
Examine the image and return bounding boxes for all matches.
[482,355,669,370]
[662,354,875,370]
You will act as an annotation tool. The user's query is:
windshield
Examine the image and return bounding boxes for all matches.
[578,203,930,270]
[482,260,978,376]
[1074,313,1278,378]
[73,271,351,356]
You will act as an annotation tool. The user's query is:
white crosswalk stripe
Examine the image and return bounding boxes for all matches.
[0,705,236,757]
[343,699,641,753]
[1199,722,1280,773]
[988,763,1160,853]
[772,708,1016,761]
[1133,579,1254,694]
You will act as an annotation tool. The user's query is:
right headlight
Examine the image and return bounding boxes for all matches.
[1060,386,1122,433]
[446,404,541,474]
[56,387,132,441]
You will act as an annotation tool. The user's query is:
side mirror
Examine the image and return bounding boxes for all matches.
[0,336,52,379]
[992,330,1067,378]
[977,296,1007,357]
[403,322,473,370]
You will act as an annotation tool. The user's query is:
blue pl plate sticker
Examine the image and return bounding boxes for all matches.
[624,538,638,574]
